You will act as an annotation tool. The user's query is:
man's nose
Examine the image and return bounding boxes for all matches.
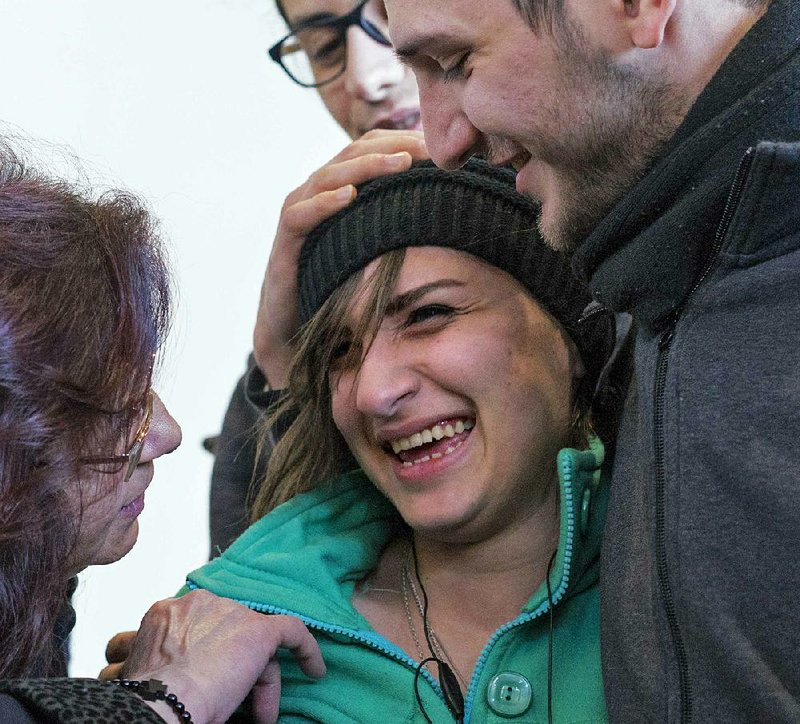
[419,80,481,170]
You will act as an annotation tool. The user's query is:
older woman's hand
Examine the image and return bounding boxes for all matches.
[109,589,325,724]
[253,129,428,389]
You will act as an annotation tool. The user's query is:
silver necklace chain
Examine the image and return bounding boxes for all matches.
[400,542,467,687]
[400,559,428,662]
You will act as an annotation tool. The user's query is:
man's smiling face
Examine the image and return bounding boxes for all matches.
[385,0,688,251]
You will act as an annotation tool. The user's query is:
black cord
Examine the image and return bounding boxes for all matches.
[413,658,435,724]
[410,539,465,723]
[545,548,558,724]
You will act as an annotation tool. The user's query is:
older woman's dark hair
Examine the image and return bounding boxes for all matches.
[0,144,171,677]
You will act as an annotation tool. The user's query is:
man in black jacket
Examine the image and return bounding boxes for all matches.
[383,0,800,721]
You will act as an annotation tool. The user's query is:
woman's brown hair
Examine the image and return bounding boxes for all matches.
[251,249,406,518]
[0,143,171,677]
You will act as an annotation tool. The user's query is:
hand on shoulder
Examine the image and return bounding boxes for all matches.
[108,590,324,724]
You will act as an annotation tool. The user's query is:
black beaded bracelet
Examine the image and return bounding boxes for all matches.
[112,678,193,723]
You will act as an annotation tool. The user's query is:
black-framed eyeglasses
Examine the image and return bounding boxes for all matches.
[268,0,392,88]
[81,391,154,482]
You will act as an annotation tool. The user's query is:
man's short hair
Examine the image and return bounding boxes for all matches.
[510,0,769,32]
[510,0,563,33]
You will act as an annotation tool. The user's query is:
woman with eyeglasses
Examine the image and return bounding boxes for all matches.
[209,0,429,554]
[188,161,614,722]
[0,144,325,723]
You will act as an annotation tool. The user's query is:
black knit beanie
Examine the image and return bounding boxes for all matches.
[298,159,614,393]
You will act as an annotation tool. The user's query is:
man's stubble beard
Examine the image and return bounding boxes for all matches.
[529,16,692,253]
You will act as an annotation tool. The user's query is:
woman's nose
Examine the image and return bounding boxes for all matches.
[144,392,182,461]
[354,336,419,418]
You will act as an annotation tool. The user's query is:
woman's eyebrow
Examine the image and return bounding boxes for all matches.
[385,279,465,315]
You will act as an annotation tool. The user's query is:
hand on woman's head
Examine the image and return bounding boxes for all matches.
[259,0,424,385]
[253,129,427,387]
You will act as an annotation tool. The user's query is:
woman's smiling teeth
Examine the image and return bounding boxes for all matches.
[388,419,474,467]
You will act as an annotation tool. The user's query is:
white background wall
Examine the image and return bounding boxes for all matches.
[1,0,348,677]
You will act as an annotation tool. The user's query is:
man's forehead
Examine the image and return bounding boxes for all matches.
[386,0,480,58]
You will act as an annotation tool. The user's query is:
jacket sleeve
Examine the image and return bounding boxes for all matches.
[208,354,289,558]
[0,679,164,723]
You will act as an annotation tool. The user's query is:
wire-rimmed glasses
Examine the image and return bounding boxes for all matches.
[81,391,154,482]
[268,0,391,88]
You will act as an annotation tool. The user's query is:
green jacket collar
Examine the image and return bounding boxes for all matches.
[186,439,607,627]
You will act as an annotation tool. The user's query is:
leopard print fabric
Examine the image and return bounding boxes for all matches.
[0,678,165,723]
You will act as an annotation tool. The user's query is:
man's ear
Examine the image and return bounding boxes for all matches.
[620,0,677,49]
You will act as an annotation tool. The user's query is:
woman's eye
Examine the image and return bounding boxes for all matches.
[406,304,455,326]
[330,337,364,370]
[331,338,352,362]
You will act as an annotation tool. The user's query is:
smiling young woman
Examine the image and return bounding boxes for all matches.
[187,160,619,722]
[329,247,581,544]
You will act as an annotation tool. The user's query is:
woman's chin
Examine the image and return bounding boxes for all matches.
[71,520,141,572]
[100,521,141,565]
[402,503,480,541]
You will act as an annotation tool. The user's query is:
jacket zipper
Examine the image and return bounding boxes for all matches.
[461,599,566,722]
[191,520,576,724]
[463,452,579,722]
[578,300,610,325]
[652,147,754,724]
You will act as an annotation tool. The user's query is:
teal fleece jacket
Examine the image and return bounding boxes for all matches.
[186,441,608,723]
